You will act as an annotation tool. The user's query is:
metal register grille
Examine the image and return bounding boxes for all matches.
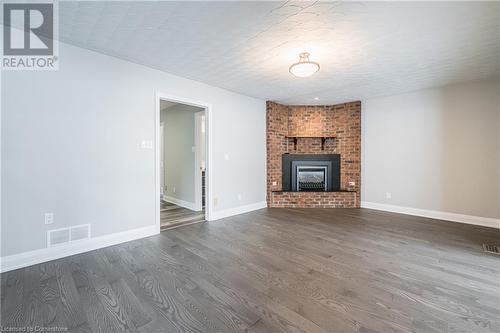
[482,244,500,255]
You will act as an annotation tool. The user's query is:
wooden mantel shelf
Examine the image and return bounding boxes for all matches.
[285,135,336,150]
[285,135,336,138]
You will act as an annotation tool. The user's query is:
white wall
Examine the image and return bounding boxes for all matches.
[161,103,202,206]
[362,79,500,221]
[1,41,266,258]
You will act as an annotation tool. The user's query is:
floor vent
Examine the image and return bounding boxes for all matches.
[47,224,91,247]
[482,244,500,255]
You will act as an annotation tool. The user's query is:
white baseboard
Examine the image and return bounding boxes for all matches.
[210,201,267,221]
[0,225,158,273]
[163,195,198,211]
[361,201,500,229]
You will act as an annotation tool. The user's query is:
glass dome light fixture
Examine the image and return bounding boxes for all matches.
[289,52,320,78]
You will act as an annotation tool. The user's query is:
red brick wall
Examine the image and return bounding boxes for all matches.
[266,101,361,208]
[288,106,336,137]
[270,191,357,208]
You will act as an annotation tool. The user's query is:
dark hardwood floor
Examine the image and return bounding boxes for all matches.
[160,201,205,230]
[1,208,499,333]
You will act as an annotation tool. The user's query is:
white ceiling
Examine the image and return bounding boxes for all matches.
[58,1,500,105]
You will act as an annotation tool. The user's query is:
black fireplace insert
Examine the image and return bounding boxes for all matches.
[282,154,340,192]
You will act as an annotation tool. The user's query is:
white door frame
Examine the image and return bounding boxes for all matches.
[194,111,205,212]
[159,122,165,196]
[155,92,212,232]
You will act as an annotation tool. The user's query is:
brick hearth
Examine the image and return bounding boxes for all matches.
[266,101,361,208]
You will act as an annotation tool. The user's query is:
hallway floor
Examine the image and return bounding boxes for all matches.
[160,200,205,230]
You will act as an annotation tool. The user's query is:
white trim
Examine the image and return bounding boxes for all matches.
[162,195,198,211]
[155,93,161,234]
[159,122,165,195]
[210,201,267,221]
[361,201,500,229]
[0,225,158,273]
[206,99,213,222]
[155,92,212,233]
[194,111,205,212]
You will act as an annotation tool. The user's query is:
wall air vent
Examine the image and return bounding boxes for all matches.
[47,224,91,247]
[47,228,70,246]
[70,224,91,241]
[483,244,500,255]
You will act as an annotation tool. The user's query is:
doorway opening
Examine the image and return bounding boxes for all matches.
[156,96,209,230]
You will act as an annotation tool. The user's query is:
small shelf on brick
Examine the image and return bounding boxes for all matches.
[285,135,336,150]
[271,190,354,193]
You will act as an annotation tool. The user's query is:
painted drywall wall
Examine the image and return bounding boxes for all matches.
[160,103,202,206]
[362,79,500,219]
[1,41,266,257]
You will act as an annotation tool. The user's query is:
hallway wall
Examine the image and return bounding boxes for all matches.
[160,103,203,209]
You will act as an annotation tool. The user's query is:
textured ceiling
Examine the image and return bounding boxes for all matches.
[57,1,500,105]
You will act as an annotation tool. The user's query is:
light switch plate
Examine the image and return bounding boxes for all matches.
[141,140,153,149]
[45,213,54,225]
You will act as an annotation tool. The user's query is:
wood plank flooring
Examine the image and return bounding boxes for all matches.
[1,208,500,332]
[160,201,205,230]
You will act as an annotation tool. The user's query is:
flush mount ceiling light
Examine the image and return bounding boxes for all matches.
[289,52,320,78]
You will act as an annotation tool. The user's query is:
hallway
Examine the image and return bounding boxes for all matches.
[160,201,205,230]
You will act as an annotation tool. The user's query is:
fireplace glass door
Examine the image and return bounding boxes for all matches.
[296,166,327,191]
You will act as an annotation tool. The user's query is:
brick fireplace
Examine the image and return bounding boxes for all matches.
[266,101,361,208]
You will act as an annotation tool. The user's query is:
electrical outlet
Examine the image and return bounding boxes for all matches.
[45,213,54,225]
[348,181,355,187]
[237,194,242,201]
[173,187,176,193]
[224,154,229,161]
[272,181,277,186]
[213,197,218,206]
[386,192,392,199]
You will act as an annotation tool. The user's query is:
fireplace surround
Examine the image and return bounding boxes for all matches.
[266,101,361,208]
[282,154,340,192]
